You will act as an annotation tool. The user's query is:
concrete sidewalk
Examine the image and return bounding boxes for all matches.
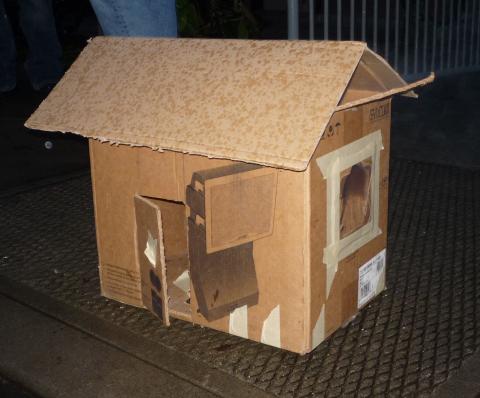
[0,277,271,398]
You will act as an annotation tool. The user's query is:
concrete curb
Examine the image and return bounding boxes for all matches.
[0,276,272,398]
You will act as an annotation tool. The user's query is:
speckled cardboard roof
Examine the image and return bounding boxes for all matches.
[25,37,426,171]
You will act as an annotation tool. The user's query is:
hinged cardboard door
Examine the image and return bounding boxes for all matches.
[134,195,170,326]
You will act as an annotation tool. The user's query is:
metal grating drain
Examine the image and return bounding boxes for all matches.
[1,158,479,397]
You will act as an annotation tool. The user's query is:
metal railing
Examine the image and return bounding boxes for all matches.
[287,0,480,80]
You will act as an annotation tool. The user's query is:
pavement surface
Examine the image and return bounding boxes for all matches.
[1,156,480,397]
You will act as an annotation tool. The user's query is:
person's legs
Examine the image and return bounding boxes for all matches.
[18,0,63,90]
[90,0,177,37]
[0,0,17,92]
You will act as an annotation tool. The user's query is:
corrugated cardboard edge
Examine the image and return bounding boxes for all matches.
[336,72,435,112]
[22,125,311,171]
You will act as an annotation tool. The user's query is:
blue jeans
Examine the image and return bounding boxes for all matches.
[90,0,177,37]
[0,0,63,91]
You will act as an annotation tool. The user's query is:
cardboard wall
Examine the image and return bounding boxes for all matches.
[308,98,391,351]
[90,143,308,353]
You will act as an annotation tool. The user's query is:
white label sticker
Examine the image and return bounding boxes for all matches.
[358,249,386,308]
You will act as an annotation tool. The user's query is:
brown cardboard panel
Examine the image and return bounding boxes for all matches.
[309,99,391,350]
[325,100,391,338]
[186,186,205,219]
[186,165,262,321]
[248,169,307,351]
[148,199,188,261]
[165,257,191,321]
[90,141,142,306]
[188,218,258,321]
[90,142,185,307]
[187,167,307,353]
[181,154,235,193]
[136,148,181,202]
[149,198,191,321]
[25,37,367,171]
[100,263,142,305]
[307,109,347,347]
[134,195,170,324]
[194,166,278,253]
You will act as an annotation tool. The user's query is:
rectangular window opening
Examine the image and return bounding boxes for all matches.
[339,157,372,240]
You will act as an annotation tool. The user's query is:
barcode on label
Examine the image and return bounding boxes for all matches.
[358,249,386,308]
[360,280,372,299]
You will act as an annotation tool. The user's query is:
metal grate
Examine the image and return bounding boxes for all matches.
[1,158,479,397]
[289,0,480,80]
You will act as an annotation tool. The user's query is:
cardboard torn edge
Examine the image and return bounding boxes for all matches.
[336,72,435,111]
[23,124,314,171]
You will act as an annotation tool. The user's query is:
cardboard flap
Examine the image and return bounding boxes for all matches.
[189,164,278,254]
[25,37,366,171]
[338,48,434,110]
[134,195,170,325]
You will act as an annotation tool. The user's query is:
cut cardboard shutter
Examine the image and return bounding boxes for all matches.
[134,195,170,325]
[135,195,191,324]
[25,37,433,171]
[187,164,267,321]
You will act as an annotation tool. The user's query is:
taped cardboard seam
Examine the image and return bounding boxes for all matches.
[229,304,248,339]
[311,305,325,350]
[261,305,281,348]
[173,270,190,296]
[336,73,434,111]
[144,230,158,267]
[316,131,383,298]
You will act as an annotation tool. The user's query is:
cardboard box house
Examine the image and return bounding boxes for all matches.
[26,38,433,354]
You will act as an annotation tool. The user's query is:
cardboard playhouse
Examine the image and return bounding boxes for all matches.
[26,37,433,354]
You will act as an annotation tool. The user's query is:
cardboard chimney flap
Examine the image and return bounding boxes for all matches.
[25,37,431,171]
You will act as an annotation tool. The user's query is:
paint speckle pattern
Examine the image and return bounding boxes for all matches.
[26,37,366,171]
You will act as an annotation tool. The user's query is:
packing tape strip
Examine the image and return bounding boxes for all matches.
[316,130,384,298]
